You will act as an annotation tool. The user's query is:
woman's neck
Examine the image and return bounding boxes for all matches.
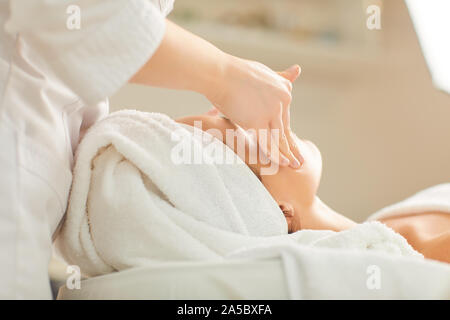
[299,197,357,232]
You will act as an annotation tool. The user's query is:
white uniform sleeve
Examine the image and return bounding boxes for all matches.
[5,0,168,105]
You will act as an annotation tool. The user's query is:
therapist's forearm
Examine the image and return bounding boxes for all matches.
[130,20,227,101]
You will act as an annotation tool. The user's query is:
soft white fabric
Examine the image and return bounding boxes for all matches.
[229,245,450,299]
[4,0,169,105]
[0,0,173,299]
[367,183,450,221]
[56,110,288,276]
[57,255,450,300]
[56,110,421,277]
[289,221,421,257]
[57,260,290,300]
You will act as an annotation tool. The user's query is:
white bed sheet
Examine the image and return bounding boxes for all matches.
[57,259,289,300]
[57,254,450,300]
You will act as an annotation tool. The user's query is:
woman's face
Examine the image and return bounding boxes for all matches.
[257,137,323,232]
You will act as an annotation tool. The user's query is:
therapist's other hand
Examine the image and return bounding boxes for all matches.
[207,56,303,168]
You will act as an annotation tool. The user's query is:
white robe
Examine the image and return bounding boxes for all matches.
[0,0,174,299]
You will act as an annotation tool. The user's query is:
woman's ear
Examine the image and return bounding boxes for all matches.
[279,201,294,218]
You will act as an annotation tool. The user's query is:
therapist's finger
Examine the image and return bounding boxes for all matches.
[282,106,304,166]
[286,129,304,167]
[278,65,301,83]
[257,124,288,167]
[270,116,300,168]
[256,125,272,166]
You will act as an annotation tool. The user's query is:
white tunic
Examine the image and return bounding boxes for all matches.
[0,0,174,298]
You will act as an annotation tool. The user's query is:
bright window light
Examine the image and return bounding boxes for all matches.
[406,0,450,95]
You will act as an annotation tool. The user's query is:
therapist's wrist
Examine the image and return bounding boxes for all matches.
[202,52,235,107]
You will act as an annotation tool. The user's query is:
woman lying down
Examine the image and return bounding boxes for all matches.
[56,110,450,277]
[177,112,450,264]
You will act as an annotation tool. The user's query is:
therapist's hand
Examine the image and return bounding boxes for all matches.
[206,56,303,168]
[130,20,302,168]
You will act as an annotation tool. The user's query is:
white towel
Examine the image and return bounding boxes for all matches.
[55,110,292,276]
[229,242,450,299]
[55,110,421,277]
[367,183,450,221]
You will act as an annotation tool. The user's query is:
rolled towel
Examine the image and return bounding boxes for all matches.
[367,184,450,221]
[55,110,290,276]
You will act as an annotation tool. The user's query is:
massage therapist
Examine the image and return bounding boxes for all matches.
[0,0,302,298]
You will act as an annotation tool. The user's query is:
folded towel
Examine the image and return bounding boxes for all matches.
[55,110,421,277]
[367,184,450,221]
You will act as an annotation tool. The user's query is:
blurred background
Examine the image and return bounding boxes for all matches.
[110,0,450,222]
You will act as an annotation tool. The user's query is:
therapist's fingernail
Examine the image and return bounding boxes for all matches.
[290,159,301,169]
[281,157,290,166]
[297,153,305,165]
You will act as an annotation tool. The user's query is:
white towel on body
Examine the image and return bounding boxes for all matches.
[55,110,421,277]
[368,183,450,221]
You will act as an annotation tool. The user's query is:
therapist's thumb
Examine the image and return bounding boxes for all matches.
[278,65,301,83]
